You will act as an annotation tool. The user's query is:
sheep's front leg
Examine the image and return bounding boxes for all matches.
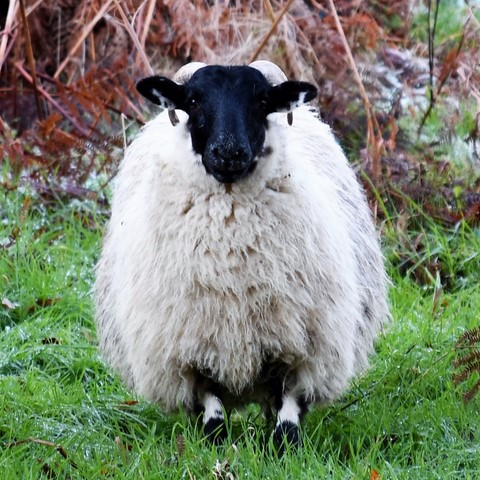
[201,392,227,443]
[273,393,308,450]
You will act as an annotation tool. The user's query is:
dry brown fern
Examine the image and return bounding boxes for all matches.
[453,326,480,403]
[2,0,479,215]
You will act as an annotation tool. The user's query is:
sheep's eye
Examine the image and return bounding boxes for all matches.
[189,98,199,110]
[258,99,268,111]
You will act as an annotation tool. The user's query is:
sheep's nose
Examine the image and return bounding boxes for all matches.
[211,144,250,171]
[204,141,255,183]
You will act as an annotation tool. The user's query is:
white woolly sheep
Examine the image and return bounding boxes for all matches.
[94,61,390,448]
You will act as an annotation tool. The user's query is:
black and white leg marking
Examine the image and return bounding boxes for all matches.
[201,392,227,443]
[273,393,305,450]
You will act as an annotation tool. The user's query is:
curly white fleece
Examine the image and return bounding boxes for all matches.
[94,106,390,412]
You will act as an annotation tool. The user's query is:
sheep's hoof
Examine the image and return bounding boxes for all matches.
[273,421,301,453]
[204,417,227,444]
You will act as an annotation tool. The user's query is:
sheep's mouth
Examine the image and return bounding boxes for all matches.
[206,161,257,184]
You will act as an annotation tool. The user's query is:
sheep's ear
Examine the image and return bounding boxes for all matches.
[267,81,317,113]
[136,76,187,110]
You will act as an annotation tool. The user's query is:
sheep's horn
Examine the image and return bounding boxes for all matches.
[249,60,294,126]
[168,62,207,126]
[249,60,288,85]
[173,62,207,84]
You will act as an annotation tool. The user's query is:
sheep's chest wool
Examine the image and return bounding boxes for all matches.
[95,62,390,447]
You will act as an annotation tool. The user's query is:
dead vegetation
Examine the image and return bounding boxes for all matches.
[1,0,480,403]
[0,0,479,211]
[454,326,480,403]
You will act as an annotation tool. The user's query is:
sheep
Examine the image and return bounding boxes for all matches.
[94,61,390,448]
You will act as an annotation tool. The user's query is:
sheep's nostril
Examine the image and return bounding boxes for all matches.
[232,147,248,161]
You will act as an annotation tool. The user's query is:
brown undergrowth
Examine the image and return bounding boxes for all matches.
[1,0,476,207]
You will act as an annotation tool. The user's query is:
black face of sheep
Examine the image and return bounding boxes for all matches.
[136,65,317,184]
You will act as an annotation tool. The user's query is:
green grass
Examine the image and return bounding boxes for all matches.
[410,1,470,46]
[1,188,479,479]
